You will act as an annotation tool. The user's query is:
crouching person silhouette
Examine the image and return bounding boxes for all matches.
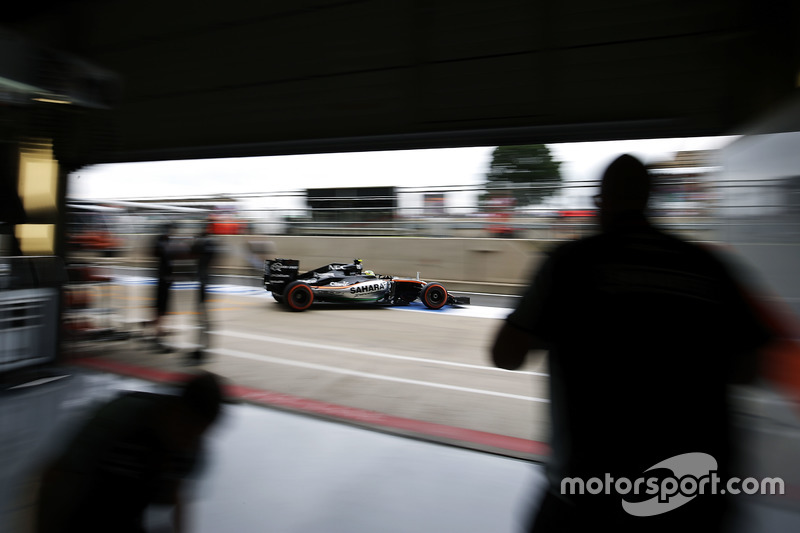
[36,372,225,533]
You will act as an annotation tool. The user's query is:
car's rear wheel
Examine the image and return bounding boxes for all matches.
[421,283,448,310]
[284,281,314,311]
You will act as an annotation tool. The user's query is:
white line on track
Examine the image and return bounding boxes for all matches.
[8,375,71,390]
[388,303,511,319]
[207,346,549,403]
[211,329,548,377]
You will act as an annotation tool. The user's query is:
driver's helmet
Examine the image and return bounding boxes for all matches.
[364,270,375,277]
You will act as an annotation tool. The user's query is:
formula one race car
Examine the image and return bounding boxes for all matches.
[264,258,470,312]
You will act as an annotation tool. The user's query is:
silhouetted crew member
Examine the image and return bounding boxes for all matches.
[491,154,772,532]
[36,372,225,533]
[192,230,217,306]
[152,223,176,349]
[189,230,218,363]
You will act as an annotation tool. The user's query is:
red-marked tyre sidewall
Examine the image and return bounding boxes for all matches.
[421,283,448,310]
[285,281,314,311]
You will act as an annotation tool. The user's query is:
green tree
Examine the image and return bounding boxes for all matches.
[483,145,562,207]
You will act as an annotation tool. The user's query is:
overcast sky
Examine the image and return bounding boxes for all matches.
[68,136,736,202]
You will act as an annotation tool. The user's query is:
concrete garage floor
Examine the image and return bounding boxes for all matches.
[179,399,541,533]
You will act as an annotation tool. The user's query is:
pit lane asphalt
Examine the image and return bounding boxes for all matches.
[64,277,800,530]
[69,278,549,459]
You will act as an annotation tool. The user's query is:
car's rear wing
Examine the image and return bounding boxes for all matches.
[264,258,300,295]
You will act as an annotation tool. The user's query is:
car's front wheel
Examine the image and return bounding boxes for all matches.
[284,281,314,311]
[421,283,448,310]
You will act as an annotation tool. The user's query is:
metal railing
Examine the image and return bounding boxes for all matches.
[67,177,800,244]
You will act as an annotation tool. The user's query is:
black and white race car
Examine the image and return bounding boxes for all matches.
[264,258,470,312]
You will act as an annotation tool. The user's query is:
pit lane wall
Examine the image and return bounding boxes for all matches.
[119,235,552,295]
